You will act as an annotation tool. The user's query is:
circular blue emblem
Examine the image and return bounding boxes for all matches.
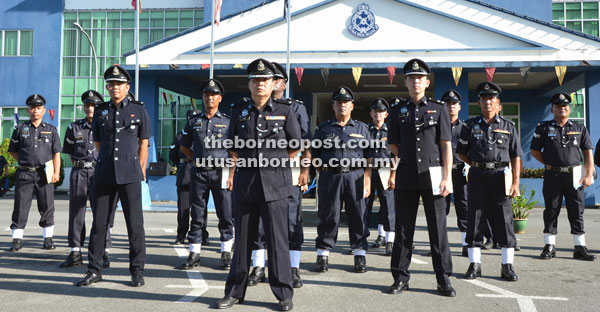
[400,107,408,114]
[348,3,379,38]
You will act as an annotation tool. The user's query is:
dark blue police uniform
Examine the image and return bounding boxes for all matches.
[8,94,61,252]
[170,124,196,245]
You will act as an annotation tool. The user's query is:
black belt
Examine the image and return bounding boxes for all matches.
[471,161,509,170]
[18,165,43,172]
[321,166,361,173]
[195,166,217,171]
[73,160,96,169]
[452,163,465,170]
[545,165,574,173]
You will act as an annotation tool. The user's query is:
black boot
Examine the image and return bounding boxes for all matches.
[43,238,55,250]
[539,244,556,260]
[9,239,22,252]
[180,252,201,270]
[315,255,328,272]
[464,263,481,279]
[385,242,393,256]
[60,251,83,268]
[372,235,385,248]
[247,266,266,286]
[573,245,596,261]
[103,252,110,268]
[220,251,232,270]
[291,267,303,288]
[501,264,518,281]
[354,255,367,273]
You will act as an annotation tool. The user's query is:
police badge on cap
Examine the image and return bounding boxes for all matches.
[370,98,389,111]
[201,79,224,95]
[403,58,430,76]
[441,89,462,103]
[332,86,354,101]
[104,65,132,83]
[81,90,104,105]
[247,58,276,79]
[476,81,502,97]
[550,92,571,106]
[26,94,46,106]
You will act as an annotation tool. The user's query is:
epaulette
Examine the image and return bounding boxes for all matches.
[498,115,515,125]
[317,120,332,130]
[231,97,251,108]
[354,120,368,128]
[273,98,293,106]
[428,98,445,105]
[390,98,409,108]
[130,99,144,105]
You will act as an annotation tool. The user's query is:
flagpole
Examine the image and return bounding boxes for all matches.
[210,0,215,79]
[135,0,140,100]
[285,0,291,98]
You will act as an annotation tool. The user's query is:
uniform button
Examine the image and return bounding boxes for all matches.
[115,148,119,151]
[258,124,261,126]
[417,148,421,151]
[116,139,119,142]
[418,159,421,162]
[116,112,119,115]
[35,145,37,147]
[117,129,120,132]
[416,138,420,141]
[415,118,419,120]
[488,147,492,150]
[116,121,119,123]
[259,133,262,137]
[114,157,118,160]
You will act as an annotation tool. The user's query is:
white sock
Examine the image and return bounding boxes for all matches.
[573,234,586,246]
[71,247,81,252]
[501,247,514,264]
[468,247,481,263]
[290,250,301,268]
[221,239,234,252]
[189,243,201,253]
[377,224,385,237]
[252,249,266,267]
[385,231,395,243]
[460,232,467,246]
[12,229,24,239]
[354,249,366,256]
[544,234,556,245]
[317,249,330,256]
[42,226,54,238]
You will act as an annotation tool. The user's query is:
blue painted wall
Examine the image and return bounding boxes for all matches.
[585,70,600,205]
[0,0,63,127]
[480,0,552,22]
[433,68,470,121]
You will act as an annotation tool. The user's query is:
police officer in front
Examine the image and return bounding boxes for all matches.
[387,59,455,297]
[180,79,234,270]
[169,109,200,246]
[530,92,596,261]
[457,82,522,282]
[8,94,62,252]
[312,86,373,273]
[61,90,111,268]
[216,59,301,311]
[365,98,396,256]
[75,65,151,287]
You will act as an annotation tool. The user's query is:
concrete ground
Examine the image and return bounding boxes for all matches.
[0,194,599,312]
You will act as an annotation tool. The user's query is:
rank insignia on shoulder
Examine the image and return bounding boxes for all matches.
[533,133,541,138]
[265,116,286,120]
[493,129,510,134]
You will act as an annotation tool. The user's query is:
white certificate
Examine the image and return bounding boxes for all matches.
[291,166,301,186]
[44,160,54,184]
[572,165,593,190]
[378,167,392,190]
[504,166,512,196]
[429,166,453,195]
[221,168,230,190]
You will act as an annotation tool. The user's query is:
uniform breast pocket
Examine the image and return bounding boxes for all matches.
[495,134,509,149]
[38,134,51,145]
[424,114,438,128]
[237,120,251,139]
[124,119,140,133]
[264,120,284,139]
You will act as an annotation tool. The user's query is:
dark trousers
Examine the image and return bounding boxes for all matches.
[68,168,114,248]
[466,168,516,248]
[446,168,468,232]
[315,170,370,251]
[188,168,234,244]
[366,169,395,232]
[542,171,585,235]
[176,185,190,240]
[11,169,54,229]
[88,182,145,275]
[225,196,293,301]
[391,189,452,285]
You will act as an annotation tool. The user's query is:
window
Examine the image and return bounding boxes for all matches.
[553,1,600,36]
[0,30,33,56]
[0,107,30,141]
[570,89,586,126]
[468,102,521,136]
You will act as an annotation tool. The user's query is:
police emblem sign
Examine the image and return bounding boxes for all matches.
[348,3,379,38]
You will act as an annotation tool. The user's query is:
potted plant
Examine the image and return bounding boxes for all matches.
[512,185,538,234]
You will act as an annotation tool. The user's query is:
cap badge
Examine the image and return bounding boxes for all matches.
[412,61,419,70]
[449,91,455,97]
[340,88,347,95]
[33,94,38,99]
[484,84,490,90]
[559,94,565,100]
[209,80,215,87]
[88,91,94,97]
[112,67,119,75]
[257,61,265,71]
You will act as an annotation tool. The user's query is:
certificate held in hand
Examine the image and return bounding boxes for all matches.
[44,160,54,184]
[429,166,453,196]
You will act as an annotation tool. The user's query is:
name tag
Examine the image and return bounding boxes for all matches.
[265,116,286,121]
[213,124,227,128]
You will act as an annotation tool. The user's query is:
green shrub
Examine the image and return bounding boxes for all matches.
[521,168,544,179]
[512,185,538,219]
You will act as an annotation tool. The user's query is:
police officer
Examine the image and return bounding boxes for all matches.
[365,98,396,256]
[75,65,150,287]
[170,109,200,245]
[311,86,373,274]
[387,59,455,297]
[216,58,301,311]
[60,90,112,268]
[531,92,596,261]
[457,81,522,282]
[180,79,234,270]
[246,62,311,288]
[8,94,62,252]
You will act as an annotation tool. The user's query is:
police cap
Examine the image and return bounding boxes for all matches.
[201,79,225,95]
[332,86,354,101]
[476,82,502,97]
[247,58,276,79]
[26,94,46,106]
[104,65,131,83]
[441,89,462,103]
[370,98,389,111]
[403,58,430,76]
[81,90,104,105]
[272,62,288,82]
[550,92,571,106]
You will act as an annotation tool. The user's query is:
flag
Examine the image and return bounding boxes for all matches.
[320,68,329,86]
[555,66,567,85]
[352,67,362,86]
[233,64,243,69]
[202,64,210,69]
[520,66,531,83]
[48,109,56,120]
[131,0,141,11]
[485,67,496,82]
[295,67,304,86]
[191,97,197,110]
[451,67,462,86]
[214,0,222,26]
[162,92,168,106]
[386,66,396,85]
[284,0,290,21]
